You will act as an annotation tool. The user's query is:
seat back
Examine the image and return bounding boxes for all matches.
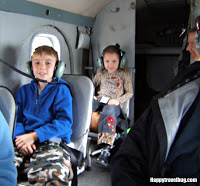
[121,67,134,118]
[62,75,94,157]
[0,86,16,136]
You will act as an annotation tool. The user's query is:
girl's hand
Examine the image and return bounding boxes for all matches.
[94,96,98,100]
[108,99,120,106]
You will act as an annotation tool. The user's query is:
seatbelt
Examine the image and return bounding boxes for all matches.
[60,142,84,186]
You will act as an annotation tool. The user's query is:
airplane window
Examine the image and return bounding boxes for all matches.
[30,33,61,59]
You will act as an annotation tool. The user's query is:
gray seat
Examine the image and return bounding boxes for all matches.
[62,74,94,170]
[121,67,134,118]
[0,86,16,136]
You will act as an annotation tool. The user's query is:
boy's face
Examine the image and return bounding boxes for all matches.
[32,52,57,82]
[103,52,120,73]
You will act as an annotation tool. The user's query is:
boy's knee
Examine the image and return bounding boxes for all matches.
[27,144,73,185]
[28,163,72,185]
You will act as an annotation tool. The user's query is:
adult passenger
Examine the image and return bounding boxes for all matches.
[110,28,200,185]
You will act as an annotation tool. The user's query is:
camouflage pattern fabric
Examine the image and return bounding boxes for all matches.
[14,142,73,185]
[14,148,24,168]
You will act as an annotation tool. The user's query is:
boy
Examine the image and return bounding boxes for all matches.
[14,45,73,185]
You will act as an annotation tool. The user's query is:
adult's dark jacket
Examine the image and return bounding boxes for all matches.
[110,62,200,186]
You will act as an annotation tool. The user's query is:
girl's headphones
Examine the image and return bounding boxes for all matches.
[97,44,126,69]
[26,60,66,79]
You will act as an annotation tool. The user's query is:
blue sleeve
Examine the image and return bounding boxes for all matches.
[13,88,26,139]
[35,84,73,143]
[0,111,17,185]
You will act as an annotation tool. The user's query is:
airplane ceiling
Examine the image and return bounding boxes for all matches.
[26,0,190,19]
[26,0,113,18]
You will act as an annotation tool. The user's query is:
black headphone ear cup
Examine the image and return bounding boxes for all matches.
[26,61,33,76]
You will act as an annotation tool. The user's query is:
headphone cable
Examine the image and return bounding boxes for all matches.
[0,58,52,84]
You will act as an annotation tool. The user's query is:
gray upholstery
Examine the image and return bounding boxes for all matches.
[121,67,134,118]
[0,86,16,136]
[62,75,94,157]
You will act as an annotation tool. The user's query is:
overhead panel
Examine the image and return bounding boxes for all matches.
[26,0,113,18]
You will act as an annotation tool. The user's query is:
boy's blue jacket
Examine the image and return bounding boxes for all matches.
[13,78,73,143]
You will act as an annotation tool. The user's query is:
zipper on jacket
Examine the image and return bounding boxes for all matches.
[36,89,40,106]
[36,98,38,105]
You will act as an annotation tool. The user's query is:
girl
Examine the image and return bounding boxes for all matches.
[92,44,133,167]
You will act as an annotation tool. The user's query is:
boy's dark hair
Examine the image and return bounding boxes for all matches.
[32,45,59,62]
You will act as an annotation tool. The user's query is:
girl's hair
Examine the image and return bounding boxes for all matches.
[102,43,121,60]
[32,45,58,61]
